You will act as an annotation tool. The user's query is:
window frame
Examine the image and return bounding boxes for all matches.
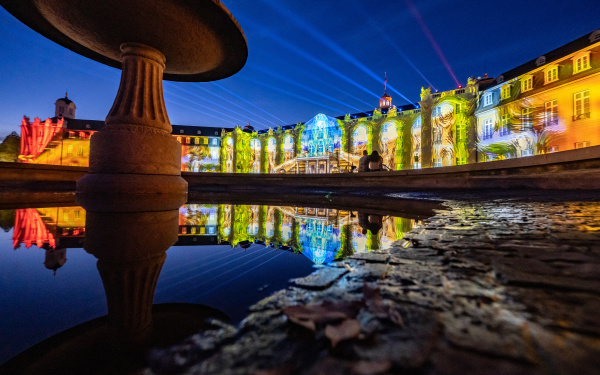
[500,114,511,136]
[483,93,493,106]
[544,66,558,84]
[573,90,590,120]
[482,118,494,140]
[573,52,591,74]
[521,76,533,92]
[544,100,558,127]
[521,107,533,129]
[501,85,510,100]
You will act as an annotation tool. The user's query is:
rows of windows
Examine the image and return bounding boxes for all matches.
[482,89,591,139]
[498,51,592,102]
[176,136,219,146]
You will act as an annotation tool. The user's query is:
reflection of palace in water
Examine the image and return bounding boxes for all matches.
[11,204,418,270]
[15,29,600,171]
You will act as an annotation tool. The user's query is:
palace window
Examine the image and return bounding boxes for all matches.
[67,145,73,156]
[77,147,84,156]
[522,108,533,129]
[434,158,442,167]
[68,131,75,138]
[432,106,442,117]
[522,148,533,157]
[483,93,492,106]
[501,85,511,100]
[499,114,511,136]
[573,90,590,120]
[575,141,591,149]
[546,145,559,153]
[482,118,493,140]
[176,136,181,143]
[544,100,558,127]
[573,53,590,74]
[545,66,558,84]
[456,157,466,165]
[521,76,533,92]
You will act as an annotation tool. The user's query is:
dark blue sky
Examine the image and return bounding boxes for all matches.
[0,0,597,136]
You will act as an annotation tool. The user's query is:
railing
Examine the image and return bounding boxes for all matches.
[298,150,338,158]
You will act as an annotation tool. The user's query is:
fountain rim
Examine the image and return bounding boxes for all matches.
[0,0,248,82]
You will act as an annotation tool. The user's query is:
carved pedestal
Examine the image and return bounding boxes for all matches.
[77,43,187,201]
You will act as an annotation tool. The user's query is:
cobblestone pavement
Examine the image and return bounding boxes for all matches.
[146,195,600,375]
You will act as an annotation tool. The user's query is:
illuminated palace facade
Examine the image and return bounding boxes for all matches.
[18,29,600,172]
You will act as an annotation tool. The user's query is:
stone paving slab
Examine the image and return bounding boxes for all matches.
[146,197,600,375]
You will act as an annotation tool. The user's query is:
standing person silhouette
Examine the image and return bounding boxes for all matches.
[358,150,369,172]
[368,150,383,172]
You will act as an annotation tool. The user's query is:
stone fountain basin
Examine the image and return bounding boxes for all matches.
[0,0,247,81]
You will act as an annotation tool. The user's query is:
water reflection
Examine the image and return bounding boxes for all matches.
[178,204,419,265]
[2,201,421,373]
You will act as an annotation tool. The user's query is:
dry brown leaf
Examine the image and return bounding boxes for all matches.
[283,301,363,331]
[363,284,387,317]
[388,307,404,327]
[351,360,392,375]
[325,318,361,347]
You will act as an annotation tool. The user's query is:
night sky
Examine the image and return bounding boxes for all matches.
[0,0,597,137]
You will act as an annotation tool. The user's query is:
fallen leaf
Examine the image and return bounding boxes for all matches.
[325,318,361,347]
[388,307,404,327]
[283,301,363,331]
[363,284,387,317]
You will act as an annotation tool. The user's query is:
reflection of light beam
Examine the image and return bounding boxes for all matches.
[213,83,287,124]
[195,251,285,298]
[165,84,271,128]
[405,0,460,87]
[253,65,365,113]
[246,76,348,116]
[158,246,273,296]
[242,16,379,102]
[257,0,413,103]
[193,84,280,129]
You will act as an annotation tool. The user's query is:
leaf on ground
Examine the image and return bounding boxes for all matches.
[350,360,392,375]
[363,283,404,326]
[363,284,387,317]
[283,301,363,331]
[325,318,361,347]
[388,307,404,327]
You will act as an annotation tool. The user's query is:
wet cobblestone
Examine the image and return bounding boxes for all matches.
[146,196,600,375]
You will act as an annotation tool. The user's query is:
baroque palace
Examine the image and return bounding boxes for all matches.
[17,29,600,173]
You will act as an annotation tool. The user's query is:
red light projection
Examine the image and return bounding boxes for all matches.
[12,209,56,249]
[19,117,63,163]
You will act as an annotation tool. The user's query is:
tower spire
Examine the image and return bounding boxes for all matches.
[384,72,387,95]
[379,72,392,111]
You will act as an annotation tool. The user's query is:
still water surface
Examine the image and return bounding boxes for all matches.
[0,202,420,367]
